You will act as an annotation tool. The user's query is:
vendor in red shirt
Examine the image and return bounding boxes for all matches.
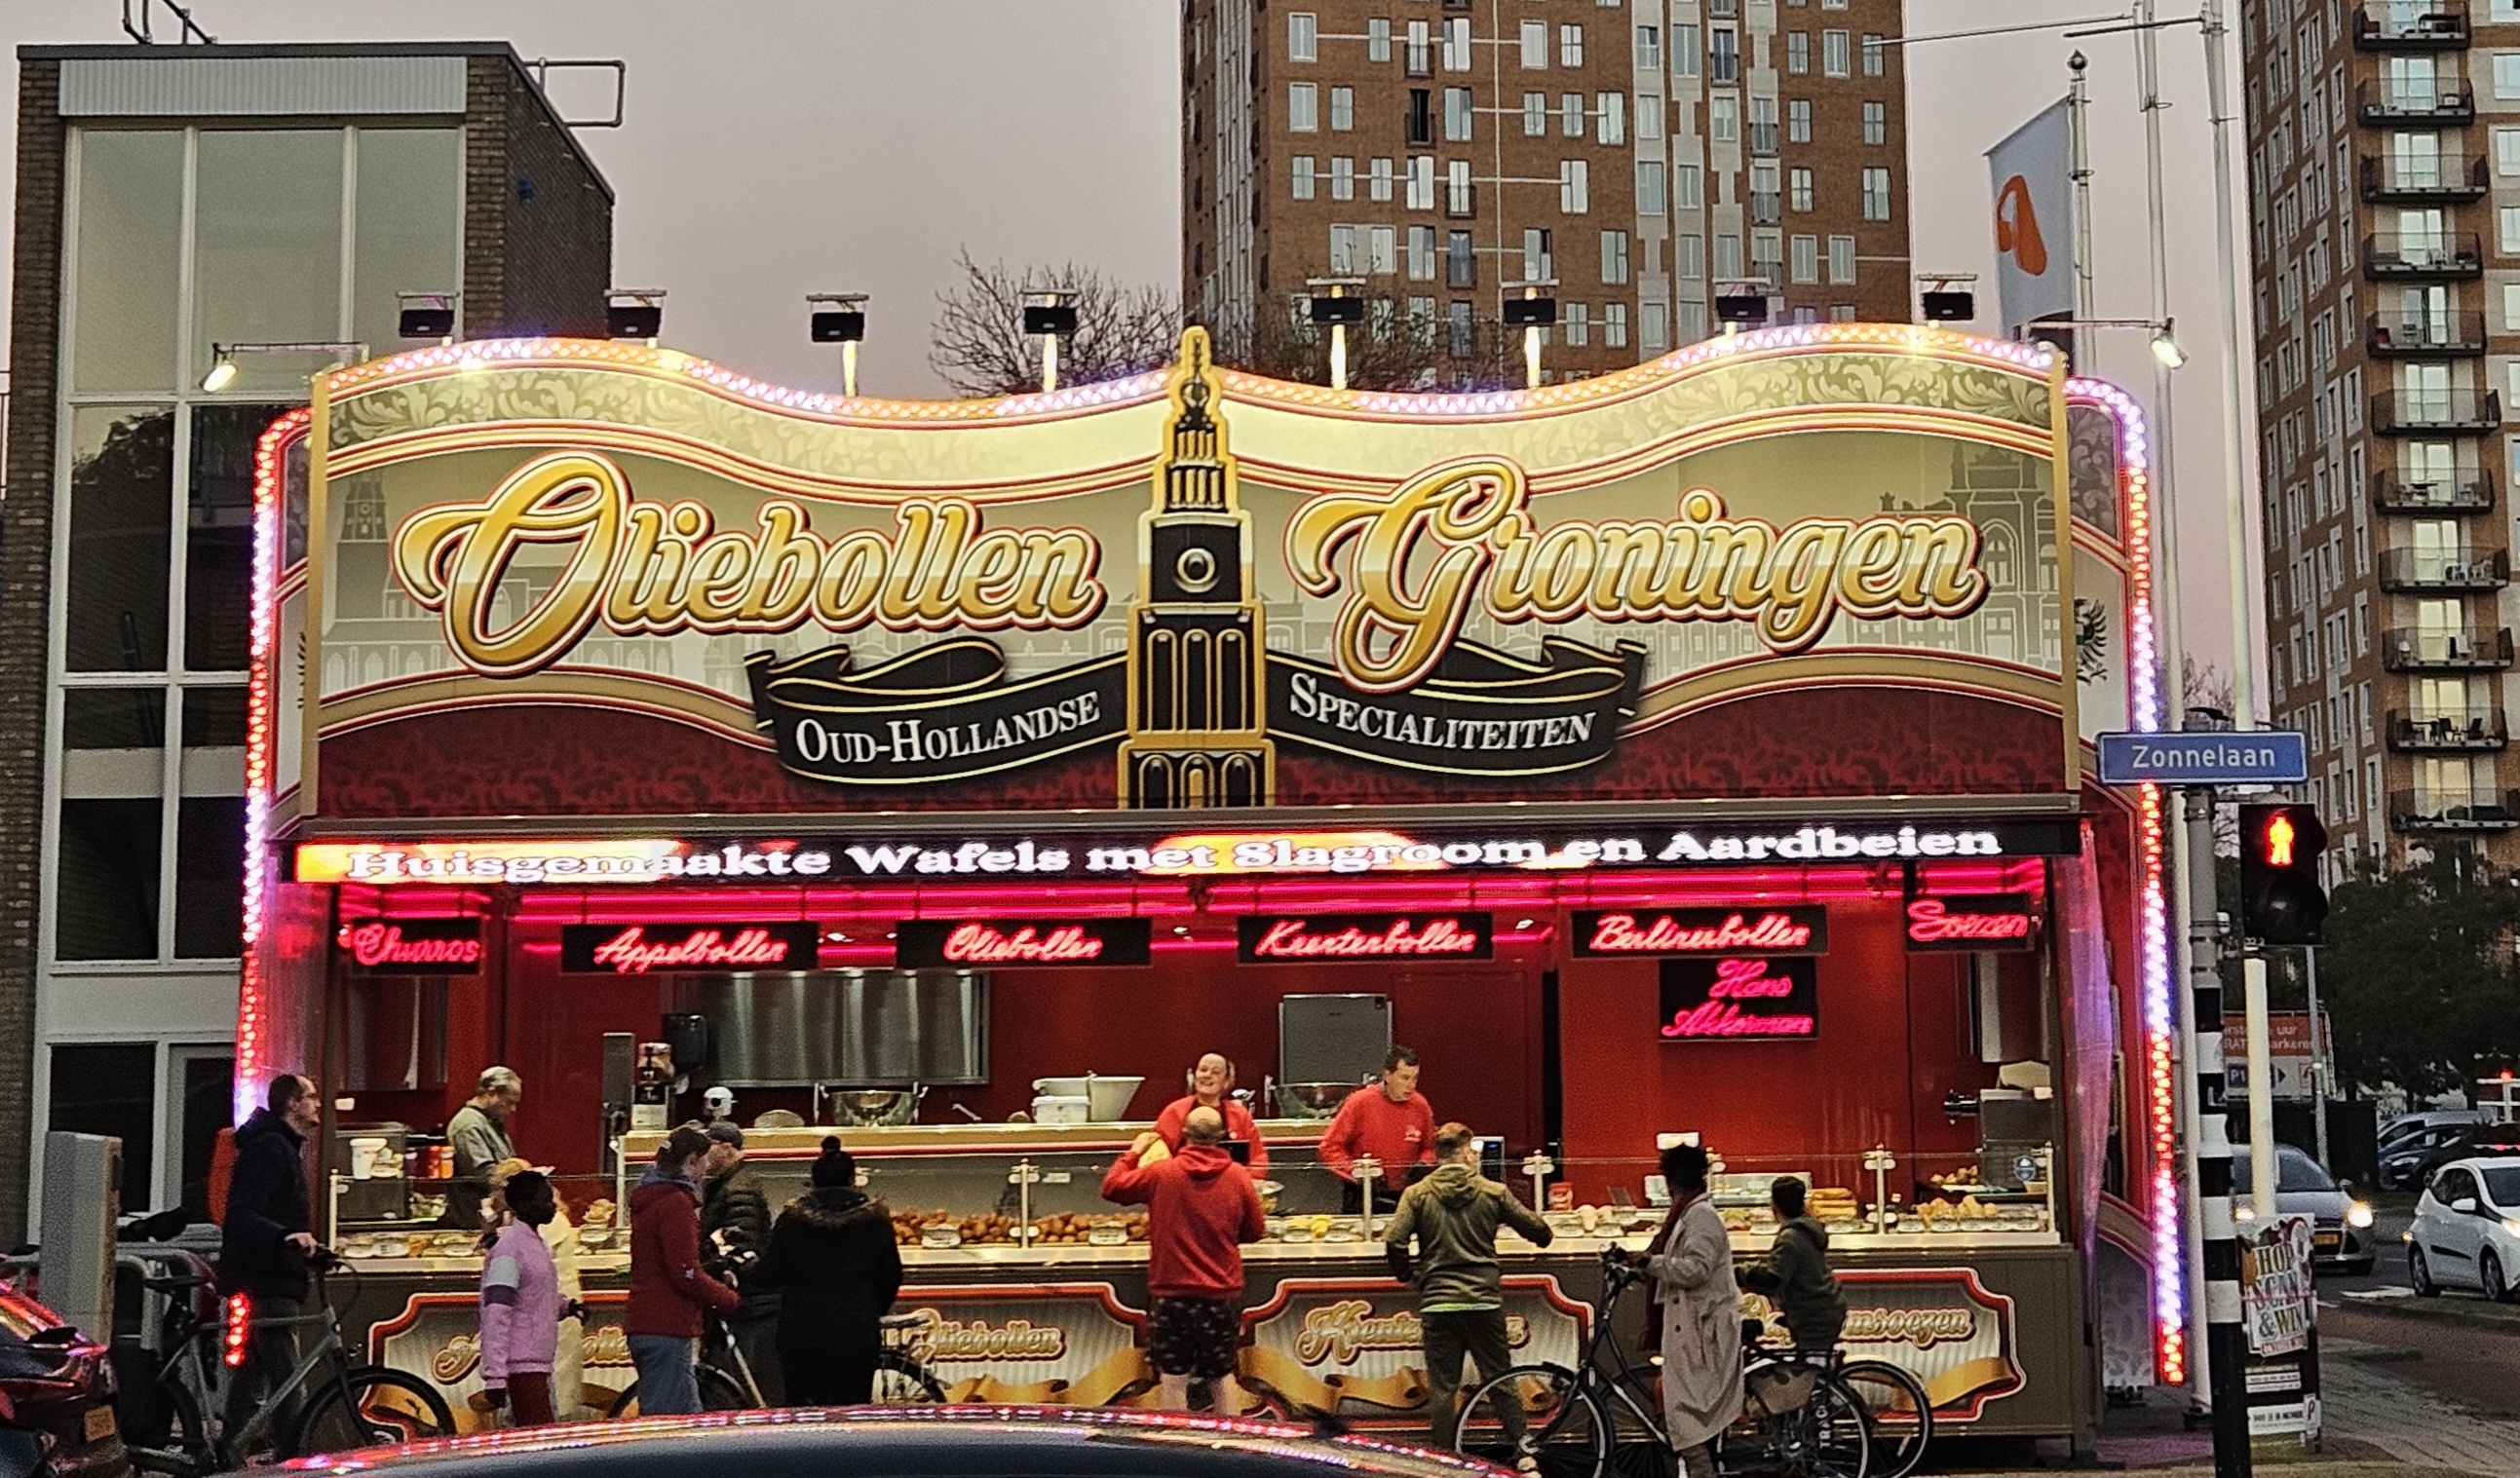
[1153,1053,1268,1173]
[1318,1045,1437,1212]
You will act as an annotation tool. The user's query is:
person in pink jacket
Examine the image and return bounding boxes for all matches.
[478,1170,564,1426]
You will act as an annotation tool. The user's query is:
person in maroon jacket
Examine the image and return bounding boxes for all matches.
[1101,1106,1267,1414]
[1318,1045,1437,1211]
[624,1125,739,1414]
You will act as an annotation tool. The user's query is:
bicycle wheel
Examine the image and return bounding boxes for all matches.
[127,1376,210,1477]
[287,1367,455,1457]
[607,1364,751,1419]
[1785,1372,1872,1478]
[1602,1369,1675,1478]
[1836,1360,1931,1478]
[1454,1364,1610,1478]
[869,1350,946,1403]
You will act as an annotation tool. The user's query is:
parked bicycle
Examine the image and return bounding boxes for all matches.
[606,1310,944,1416]
[129,1254,453,1475]
[1451,1247,1875,1478]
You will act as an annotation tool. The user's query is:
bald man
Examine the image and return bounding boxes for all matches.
[1103,1105,1267,1413]
[1154,1052,1268,1173]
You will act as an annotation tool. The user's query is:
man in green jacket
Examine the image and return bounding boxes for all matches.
[1740,1176,1847,1351]
[1385,1122,1554,1455]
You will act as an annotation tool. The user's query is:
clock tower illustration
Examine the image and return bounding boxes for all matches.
[1119,327,1275,807]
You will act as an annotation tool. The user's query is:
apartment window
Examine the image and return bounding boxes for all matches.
[1408,225,1437,279]
[1602,229,1631,284]
[1445,18,1471,71]
[1370,297,1395,341]
[1862,101,1887,146]
[1448,231,1475,287]
[1861,33,1885,76]
[1524,227,1555,282]
[2496,53,2520,99]
[1524,19,1550,68]
[1788,99,1813,143]
[1787,32,1810,74]
[1641,302,1668,352]
[1292,156,1317,200]
[1330,224,1358,274]
[1677,299,1708,342]
[1790,234,1819,284]
[1290,12,1317,61]
[1639,93,1664,139]
[1676,233,1704,280]
[1407,89,1433,145]
[1407,19,1432,74]
[1672,25,1699,77]
[1710,27,1739,86]
[1751,232,1782,286]
[1674,163,1701,209]
[1789,168,1814,212]
[1750,160,1780,222]
[1715,233,1743,278]
[1562,159,1590,213]
[1565,303,1590,346]
[1524,93,1547,135]
[1561,24,1586,67]
[1408,155,1436,209]
[1370,156,1394,201]
[1331,87,1355,131]
[1331,156,1355,200]
[1290,83,1319,132]
[1370,225,1396,275]
[1823,30,1851,77]
[1368,17,1393,63]
[1861,166,1892,220]
[1828,234,1855,284]
[1604,302,1629,348]
[1563,94,1585,138]
[1445,87,1474,140]
[1404,295,1435,345]
[2501,205,2520,254]
[1637,161,1667,214]
[2500,127,2520,177]
[1449,300,1476,358]
[1710,95,1737,141]
[1447,159,1473,215]
[1636,25,1661,71]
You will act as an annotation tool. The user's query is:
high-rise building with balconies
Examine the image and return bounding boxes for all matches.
[1181,0,1913,386]
[2248,0,2520,865]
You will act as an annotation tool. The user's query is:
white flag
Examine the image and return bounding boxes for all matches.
[1986,98,2077,332]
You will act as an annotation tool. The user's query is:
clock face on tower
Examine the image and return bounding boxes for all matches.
[1150,521,1245,603]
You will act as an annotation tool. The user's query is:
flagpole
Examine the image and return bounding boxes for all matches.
[2068,52,2096,322]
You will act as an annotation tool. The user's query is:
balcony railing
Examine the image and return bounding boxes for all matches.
[2368,311,2488,356]
[2355,80,2476,122]
[2388,708,2509,750]
[2373,469,2495,512]
[2379,625,2514,669]
[2370,388,2501,434]
[2378,547,2510,590]
[2391,788,2520,832]
[2359,154,2490,202]
[2363,231,2485,278]
[2354,2,2472,48]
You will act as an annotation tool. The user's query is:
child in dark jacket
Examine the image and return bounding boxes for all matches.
[478,1171,564,1426]
[756,1139,904,1405]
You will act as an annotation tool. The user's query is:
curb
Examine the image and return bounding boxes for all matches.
[2321,1294,2520,1335]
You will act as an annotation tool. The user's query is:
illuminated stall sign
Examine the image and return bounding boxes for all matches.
[895,918,1153,968]
[1659,957,1820,1040]
[1903,894,2039,952]
[558,922,819,974]
[1575,906,1828,958]
[1238,912,1495,963]
[334,917,483,974]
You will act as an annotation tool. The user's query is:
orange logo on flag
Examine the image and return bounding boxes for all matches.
[1994,176,2047,276]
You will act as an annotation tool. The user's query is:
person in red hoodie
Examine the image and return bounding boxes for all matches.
[1152,1053,1268,1173]
[1318,1045,1437,1211]
[1101,1105,1267,1414]
[624,1124,739,1415]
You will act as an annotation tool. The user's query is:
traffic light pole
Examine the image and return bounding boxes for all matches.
[2243,955,2277,1216]
[2185,792,2253,1478]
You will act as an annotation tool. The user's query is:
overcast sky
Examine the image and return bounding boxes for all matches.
[0,0,2261,686]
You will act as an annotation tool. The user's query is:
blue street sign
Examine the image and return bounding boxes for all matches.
[2095,731,2309,786]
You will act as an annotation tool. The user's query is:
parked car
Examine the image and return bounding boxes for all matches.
[2380,1109,2494,1150]
[2408,1156,2520,1301]
[0,1283,131,1478]
[2401,1122,2520,1194]
[2380,1121,2487,1190]
[281,1408,1515,1478]
[2230,1145,2375,1273]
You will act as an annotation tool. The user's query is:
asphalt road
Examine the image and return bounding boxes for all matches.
[2313,1195,2520,1426]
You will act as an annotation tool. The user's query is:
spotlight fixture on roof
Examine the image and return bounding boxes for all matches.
[1022,290,1078,393]
[1504,280,1558,390]
[606,288,666,342]
[1307,277,1367,390]
[1713,290,1769,328]
[809,292,870,397]
[397,290,459,342]
[199,341,367,393]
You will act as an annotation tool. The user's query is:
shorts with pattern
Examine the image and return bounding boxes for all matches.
[1147,1295,1241,1380]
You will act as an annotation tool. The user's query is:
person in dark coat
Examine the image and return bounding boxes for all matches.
[699,1122,782,1403]
[755,1138,903,1405]
[1740,1176,1847,1351]
[218,1074,322,1438]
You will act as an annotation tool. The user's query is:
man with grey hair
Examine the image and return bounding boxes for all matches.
[443,1066,522,1231]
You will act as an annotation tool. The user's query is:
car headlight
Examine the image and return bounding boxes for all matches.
[2233,1205,2255,1221]
[2348,1201,2374,1229]
[2504,1218,2520,1236]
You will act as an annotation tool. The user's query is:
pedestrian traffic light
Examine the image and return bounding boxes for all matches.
[2238,804,2328,945]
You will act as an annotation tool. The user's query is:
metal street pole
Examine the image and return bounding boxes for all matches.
[2306,946,2329,1166]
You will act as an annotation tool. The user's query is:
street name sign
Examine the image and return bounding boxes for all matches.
[2095,731,2309,786]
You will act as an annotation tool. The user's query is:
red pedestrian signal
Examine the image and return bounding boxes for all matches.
[2238,805,2328,946]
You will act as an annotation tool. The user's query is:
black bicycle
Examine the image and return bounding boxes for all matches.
[607,1310,944,1416]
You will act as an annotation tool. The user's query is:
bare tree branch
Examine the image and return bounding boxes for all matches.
[928,250,1183,397]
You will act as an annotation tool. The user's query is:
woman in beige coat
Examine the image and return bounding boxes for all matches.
[1640,1144,1740,1478]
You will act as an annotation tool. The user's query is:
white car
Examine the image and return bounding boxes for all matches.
[2408,1156,2520,1301]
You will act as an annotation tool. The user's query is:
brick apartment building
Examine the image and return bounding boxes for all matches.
[2243,0,2520,870]
[1182,0,1914,385]
[0,41,613,1235]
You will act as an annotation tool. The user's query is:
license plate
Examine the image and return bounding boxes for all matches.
[83,1405,115,1442]
[2313,1232,2341,1250]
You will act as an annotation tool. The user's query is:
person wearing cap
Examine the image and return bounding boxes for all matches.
[699,1121,781,1404]
[756,1138,902,1405]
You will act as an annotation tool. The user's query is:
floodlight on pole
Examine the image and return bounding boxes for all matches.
[1022,290,1078,394]
[1502,281,1559,391]
[2151,319,2188,368]
[1306,277,1366,390]
[396,290,459,343]
[200,341,368,393]
[809,293,869,397]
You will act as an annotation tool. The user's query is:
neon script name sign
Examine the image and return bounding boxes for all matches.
[945,924,1103,964]
[1902,895,2036,951]
[1238,913,1495,962]
[1659,956,1819,1040]
[334,920,482,971]
[1576,906,1829,957]
[893,918,1153,968]
[559,923,814,974]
